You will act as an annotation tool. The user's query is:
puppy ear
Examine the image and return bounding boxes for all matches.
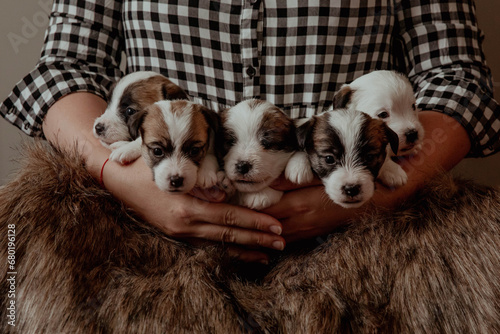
[330,85,354,109]
[383,124,400,155]
[213,108,230,166]
[106,81,118,103]
[199,106,220,133]
[162,81,189,100]
[129,110,147,140]
[296,117,316,149]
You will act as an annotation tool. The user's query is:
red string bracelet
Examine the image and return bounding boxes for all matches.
[100,158,110,188]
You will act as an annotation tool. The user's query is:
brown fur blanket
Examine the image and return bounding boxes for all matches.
[1,141,500,333]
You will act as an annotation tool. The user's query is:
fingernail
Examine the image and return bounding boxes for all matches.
[208,186,225,201]
[272,240,284,251]
[259,258,269,265]
[270,225,282,235]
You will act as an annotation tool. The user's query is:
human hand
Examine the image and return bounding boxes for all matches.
[263,181,354,243]
[103,158,286,263]
[266,173,354,242]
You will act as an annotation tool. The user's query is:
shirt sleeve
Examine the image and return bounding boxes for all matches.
[0,0,124,137]
[396,0,500,157]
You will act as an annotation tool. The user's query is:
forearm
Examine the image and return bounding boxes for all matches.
[42,92,110,178]
[371,111,470,208]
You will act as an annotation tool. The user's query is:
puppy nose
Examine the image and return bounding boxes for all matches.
[405,129,419,144]
[94,123,106,136]
[342,184,361,197]
[235,161,252,175]
[170,175,184,188]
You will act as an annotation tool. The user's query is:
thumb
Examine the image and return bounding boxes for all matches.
[190,186,227,202]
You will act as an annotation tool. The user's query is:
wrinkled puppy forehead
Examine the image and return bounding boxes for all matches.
[120,76,187,109]
[313,109,387,153]
[223,99,284,123]
[361,114,390,149]
[311,112,343,149]
[107,72,187,111]
[223,99,295,140]
[141,100,209,145]
[108,71,159,105]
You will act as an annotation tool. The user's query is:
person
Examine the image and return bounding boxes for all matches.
[1,0,498,263]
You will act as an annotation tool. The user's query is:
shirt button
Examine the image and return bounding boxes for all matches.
[249,0,259,5]
[246,66,256,78]
[23,121,30,130]
[7,108,14,115]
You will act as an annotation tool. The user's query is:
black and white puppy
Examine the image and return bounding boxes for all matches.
[330,70,424,187]
[216,99,299,210]
[93,71,188,164]
[295,108,399,208]
[135,100,219,193]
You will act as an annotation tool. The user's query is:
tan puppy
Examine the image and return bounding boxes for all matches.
[137,100,219,193]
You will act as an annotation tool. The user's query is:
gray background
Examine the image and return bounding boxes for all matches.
[1,0,499,185]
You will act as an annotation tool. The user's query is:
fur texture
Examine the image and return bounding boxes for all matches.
[0,141,245,334]
[1,142,500,333]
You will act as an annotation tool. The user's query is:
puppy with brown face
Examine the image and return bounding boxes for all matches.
[216,99,298,210]
[137,100,219,193]
[296,108,399,208]
[329,70,424,187]
[93,71,188,164]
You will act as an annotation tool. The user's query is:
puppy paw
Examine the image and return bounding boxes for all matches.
[217,171,236,196]
[285,151,314,184]
[197,170,218,189]
[196,156,219,189]
[378,160,408,188]
[109,140,129,151]
[109,139,142,164]
[239,188,283,210]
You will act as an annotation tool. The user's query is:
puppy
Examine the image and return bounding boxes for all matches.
[136,100,219,193]
[216,99,298,210]
[93,71,188,164]
[330,70,424,187]
[295,108,399,208]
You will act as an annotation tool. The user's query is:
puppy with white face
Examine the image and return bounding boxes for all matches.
[93,71,188,164]
[297,108,399,208]
[330,70,424,187]
[216,99,298,210]
[137,100,219,193]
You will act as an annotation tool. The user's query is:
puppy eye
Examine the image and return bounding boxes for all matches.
[189,147,202,157]
[152,147,164,158]
[365,154,375,161]
[224,132,236,146]
[324,155,335,165]
[412,103,416,111]
[261,138,271,149]
[126,107,137,116]
[377,111,389,119]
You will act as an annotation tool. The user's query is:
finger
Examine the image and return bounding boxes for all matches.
[190,186,226,202]
[191,222,286,251]
[226,245,270,264]
[262,185,327,219]
[270,173,323,191]
[189,202,284,235]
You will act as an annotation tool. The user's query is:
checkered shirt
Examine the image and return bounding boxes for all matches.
[1,0,499,157]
